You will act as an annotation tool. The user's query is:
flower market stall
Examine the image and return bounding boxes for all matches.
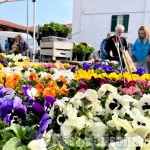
[0,53,150,150]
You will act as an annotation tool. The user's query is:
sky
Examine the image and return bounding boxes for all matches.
[0,0,73,26]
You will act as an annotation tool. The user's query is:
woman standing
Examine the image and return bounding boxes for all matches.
[131,26,150,70]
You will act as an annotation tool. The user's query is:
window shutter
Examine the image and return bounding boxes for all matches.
[111,15,117,32]
[123,15,129,32]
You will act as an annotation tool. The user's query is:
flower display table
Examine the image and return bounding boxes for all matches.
[40,36,73,61]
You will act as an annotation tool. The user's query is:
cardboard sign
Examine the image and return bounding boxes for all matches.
[122,50,137,72]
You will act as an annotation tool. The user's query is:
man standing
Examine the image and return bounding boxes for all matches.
[105,25,128,63]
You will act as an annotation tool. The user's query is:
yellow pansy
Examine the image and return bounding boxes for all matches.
[0,63,4,69]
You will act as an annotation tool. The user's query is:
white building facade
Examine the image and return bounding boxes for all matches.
[72,0,150,50]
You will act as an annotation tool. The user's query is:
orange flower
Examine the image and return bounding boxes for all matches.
[57,75,67,85]
[43,87,56,97]
[13,73,22,86]
[5,76,14,88]
[0,72,6,84]
[60,84,68,96]
[36,83,44,94]
[29,72,39,82]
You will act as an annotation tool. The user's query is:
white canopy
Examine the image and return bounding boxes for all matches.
[0,0,25,4]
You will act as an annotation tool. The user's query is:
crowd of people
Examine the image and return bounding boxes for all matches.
[1,34,28,56]
[98,24,150,73]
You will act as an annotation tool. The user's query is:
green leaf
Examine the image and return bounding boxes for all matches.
[0,120,8,129]
[10,124,25,138]
[2,137,21,150]
[3,132,15,141]
[17,146,28,150]
[0,140,6,149]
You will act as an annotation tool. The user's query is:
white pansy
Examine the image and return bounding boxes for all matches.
[138,94,150,115]
[39,72,48,78]
[26,87,37,99]
[133,126,150,139]
[0,67,23,76]
[92,103,105,116]
[6,54,29,61]
[43,130,53,143]
[61,116,88,139]
[63,104,77,120]
[98,84,117,99]
[52,69,74,82]
[27,139,47,150]
[24,71,31,78]
[105,93,131,118]
[49,100,66,118]
[107,116,133,132]
[89,121,107,138]
[71,89,98,108]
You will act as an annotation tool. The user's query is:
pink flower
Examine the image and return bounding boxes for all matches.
[136,79,147,89]
[78,88,86,93]
[123,86,143,97]
[78,80,88,88]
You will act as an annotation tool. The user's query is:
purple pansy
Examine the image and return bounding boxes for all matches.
[83,62,90,71]
[39,113,52,133]
[0,60,8,67]
[71,65,77,72]
[135,67,146,76]
[22,85,33,97]
[0,86,15,99]
[32,102,45,118]
[94,62,103,69]
[102,65,115,73]
[44,96,56,108]
[0,96,27,125]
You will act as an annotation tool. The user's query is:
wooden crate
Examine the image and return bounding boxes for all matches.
[40,40,73,61]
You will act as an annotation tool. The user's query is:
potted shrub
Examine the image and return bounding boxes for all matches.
[85,44,95,61]
[42,24,49,37]
[73,42,87,61]
[48,22,61,37]
[73,42,95,61]
[58,25,72,38]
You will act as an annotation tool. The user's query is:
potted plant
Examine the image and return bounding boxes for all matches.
[85,44,95,61]
[48,22,61,37]
[58,24,72,38]
[73,42,87,61]
[42,24,49,37]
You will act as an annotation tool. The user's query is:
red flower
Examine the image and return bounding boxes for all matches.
[126,80,136,88]
[82,42,88,46]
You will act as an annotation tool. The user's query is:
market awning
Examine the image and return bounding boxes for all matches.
[0,0,24,4]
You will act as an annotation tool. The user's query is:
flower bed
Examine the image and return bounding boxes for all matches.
[0,54,150,149]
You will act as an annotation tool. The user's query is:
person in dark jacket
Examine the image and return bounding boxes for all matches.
[100,33,111,61]
[105,25,128,63]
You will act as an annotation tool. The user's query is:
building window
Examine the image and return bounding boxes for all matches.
[111,15,129,32]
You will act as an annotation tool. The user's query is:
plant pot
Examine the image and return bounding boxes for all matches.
[42,31,47,37]
[72,52,77,60]
[58,32,68,38]
[49,29,58,37]
[85,53,91,61]
[77,53,86,61]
